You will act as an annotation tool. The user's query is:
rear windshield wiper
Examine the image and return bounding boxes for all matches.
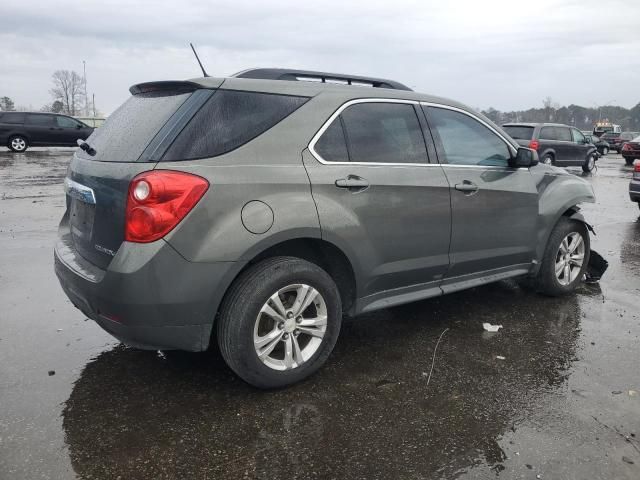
[77,139,96,156]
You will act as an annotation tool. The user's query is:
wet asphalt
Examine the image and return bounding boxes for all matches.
[0,148,638,480]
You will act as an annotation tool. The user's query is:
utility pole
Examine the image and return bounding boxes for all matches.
[92,93,96,121]
[83,60,89,117]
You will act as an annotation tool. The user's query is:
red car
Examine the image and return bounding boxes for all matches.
[621,135,640,166]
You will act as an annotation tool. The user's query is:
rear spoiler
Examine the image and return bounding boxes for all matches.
[129,81,203,95]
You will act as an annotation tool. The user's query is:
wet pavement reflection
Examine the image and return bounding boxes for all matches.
[1,148,639,479]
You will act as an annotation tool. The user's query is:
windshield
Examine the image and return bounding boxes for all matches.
[502,125,534,140]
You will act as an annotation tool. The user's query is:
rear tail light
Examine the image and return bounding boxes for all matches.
[622,143,632,151]
[528,139,539,150]
[634,162,640,174]
[125,170,209,243]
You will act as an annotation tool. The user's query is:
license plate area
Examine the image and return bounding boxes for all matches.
[70,197,95,244]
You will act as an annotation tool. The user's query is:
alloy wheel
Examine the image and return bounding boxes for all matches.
[253,284,327,371]
[11,137,26,152]
[555,232,585,286]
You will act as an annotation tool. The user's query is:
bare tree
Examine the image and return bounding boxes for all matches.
[50,70,85,116]
[0,96,15,111]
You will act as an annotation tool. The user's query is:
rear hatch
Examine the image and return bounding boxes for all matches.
[502,125,534,147]
[65,81,212,269]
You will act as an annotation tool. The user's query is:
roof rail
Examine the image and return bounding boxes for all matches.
[232,68,412,91]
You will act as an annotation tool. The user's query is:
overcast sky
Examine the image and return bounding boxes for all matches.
[2,0,639,115]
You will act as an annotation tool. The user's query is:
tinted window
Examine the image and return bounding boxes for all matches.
[1,112,25,124]
[56,116,81,128]
[339,102,427,164]
[315,118,348,162]
[427,107,510,167]
[502,125,534,140]
[163,90,308,161]
[556,127,572,142]
[621,133,634,140]
[26,114,55,126]
[572,129,585,143]
[76,91,190,162]
[539,126,557,140]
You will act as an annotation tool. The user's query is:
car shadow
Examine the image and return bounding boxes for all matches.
[62,281,585,479]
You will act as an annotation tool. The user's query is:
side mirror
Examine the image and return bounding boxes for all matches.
[511,147,539,168]
[76,124,83,129]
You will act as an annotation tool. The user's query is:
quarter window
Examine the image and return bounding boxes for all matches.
[314,118,348,162]
[0,112,25,124]
[426,107,511,167]
[163,90,309,161]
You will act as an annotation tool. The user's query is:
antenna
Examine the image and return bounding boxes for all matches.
[189,43,209,77]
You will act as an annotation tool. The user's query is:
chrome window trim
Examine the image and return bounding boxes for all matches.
[308,98,434,167]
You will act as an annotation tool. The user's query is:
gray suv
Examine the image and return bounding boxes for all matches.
[55,69,596,388]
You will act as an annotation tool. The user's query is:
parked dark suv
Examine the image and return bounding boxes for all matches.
[0,112,94,152]
[55,69,596,388]
[502,123,598,172]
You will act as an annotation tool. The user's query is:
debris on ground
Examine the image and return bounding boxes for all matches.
[629,390,637,397]
[47,370,55,376]
[585,250,609,283]
[483,323,503,332]
[622,456,634,465]
[496,356,506,360]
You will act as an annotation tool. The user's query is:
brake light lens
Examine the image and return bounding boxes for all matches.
[528,139,539,150]
[634,162,640,176]
[125,171,209,243]
[622,143,631,151]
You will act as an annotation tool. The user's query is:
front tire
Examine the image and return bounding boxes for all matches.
[217,257,342,389]
[536,218,590,296]
[8,135,28,152]
[582,153,596,172]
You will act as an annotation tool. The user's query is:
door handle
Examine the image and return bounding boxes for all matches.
[454,181,479,194]
[335,175,369,191]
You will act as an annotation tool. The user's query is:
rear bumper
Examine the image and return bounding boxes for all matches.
[622,152,639,160]
[54,225,243,351]
[630,180,640,203]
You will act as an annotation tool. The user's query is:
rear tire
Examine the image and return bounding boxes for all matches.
[582,153,596,172]
[542,154,554,165]
[8,135,28,152]
[625,158,634,166]
[217,257,342,389]
[536,218,590,296]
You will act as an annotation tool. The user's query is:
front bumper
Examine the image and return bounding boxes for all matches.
[54,225,242,351]
[630,179,640,203]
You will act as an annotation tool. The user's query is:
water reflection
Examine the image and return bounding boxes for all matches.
[62,282,582,479]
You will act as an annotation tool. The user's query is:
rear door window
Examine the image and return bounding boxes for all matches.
[162,90,309,161]
[338,102,427,164]
[539,126,557,140]
[26,114,55,126]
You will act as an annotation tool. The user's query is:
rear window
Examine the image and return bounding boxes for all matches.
[162,90,308,161]
[26,114,55,126]
[0,112,25,124]
[76,91,190,162]
[502,125,534,140]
